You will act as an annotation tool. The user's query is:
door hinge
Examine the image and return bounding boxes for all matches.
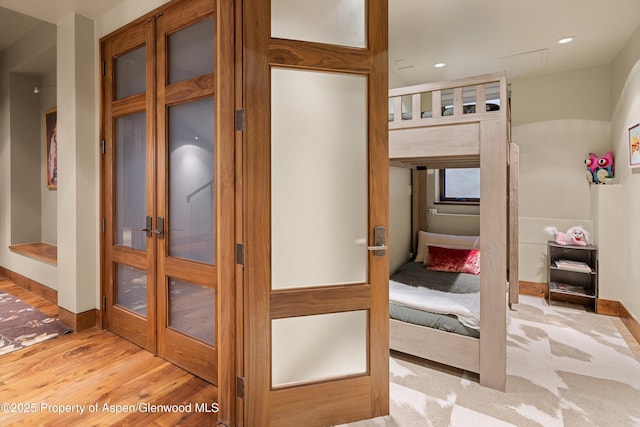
[102,218,106,233]
[102,296,107,310]
[236,243,244,266]
[236,376,245,398]
[101,139,106,155]
[101,61,106,76]
[235,109,244,131]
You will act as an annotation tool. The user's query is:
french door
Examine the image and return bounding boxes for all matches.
[101,0,234,389]
[243,1,389,425]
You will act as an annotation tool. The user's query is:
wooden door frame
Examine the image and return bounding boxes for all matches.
[217,0,237,424]
[232,0,244,425]
[242,1,389,425]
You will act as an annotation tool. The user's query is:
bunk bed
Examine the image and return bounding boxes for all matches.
[388,72,519,391]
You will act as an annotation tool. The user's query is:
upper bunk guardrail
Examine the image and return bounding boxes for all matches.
[388,72,508,129]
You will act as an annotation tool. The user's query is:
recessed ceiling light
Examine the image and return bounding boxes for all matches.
[434,62,446,68]
[557,36,575,44]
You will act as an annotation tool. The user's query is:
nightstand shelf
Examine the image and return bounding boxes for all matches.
[547,241,598,310]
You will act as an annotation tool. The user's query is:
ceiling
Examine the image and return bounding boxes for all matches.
[1,0,640,87]
[0,8,41,52]
[389,0,640,87]
[0,0,133,76]
[0,0,127,25]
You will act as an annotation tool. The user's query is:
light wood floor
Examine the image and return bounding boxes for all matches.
[0,279,219,426]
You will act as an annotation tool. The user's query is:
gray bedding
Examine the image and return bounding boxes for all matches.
[391,261,480,293]
[390,303,480,338]
[390,261,480,338]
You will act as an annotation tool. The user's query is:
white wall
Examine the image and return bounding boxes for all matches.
[590,184,625,302]
[389,166,411,273]
[40,68,57,245]
[608,25,640,320]
[56,13,98,313]
[9,73,42,244]
[510,65,611,282]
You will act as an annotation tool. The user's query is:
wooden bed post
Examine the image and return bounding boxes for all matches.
[411,168,428,255]
[479,75,508,392]
[509,143,520,306]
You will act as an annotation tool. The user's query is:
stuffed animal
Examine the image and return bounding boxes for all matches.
[585,151,614,184]
[544,225,590,246]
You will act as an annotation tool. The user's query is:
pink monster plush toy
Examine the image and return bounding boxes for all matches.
[545,226,590,246]
[585,151,614,184]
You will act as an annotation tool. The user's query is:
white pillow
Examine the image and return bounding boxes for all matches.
[414,231,480,265]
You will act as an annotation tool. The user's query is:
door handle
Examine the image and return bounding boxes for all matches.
[135,216,153,238]
[150,217,164,239]
[367,226,387,257]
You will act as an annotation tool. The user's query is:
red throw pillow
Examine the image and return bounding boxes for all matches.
[426,245,481,275]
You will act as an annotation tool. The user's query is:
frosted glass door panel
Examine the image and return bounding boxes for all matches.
[168,17,215,84]
[168,277,215,345]
[271,0,365,48]
[271,68,367,289]
[168,97,215,264]
[115,264,147,317]
[115,112,147,250]
[272,311,367,387]
[115,46,146,99]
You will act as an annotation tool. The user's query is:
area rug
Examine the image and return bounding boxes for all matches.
[338,295,640,427]
[0,292,73,356]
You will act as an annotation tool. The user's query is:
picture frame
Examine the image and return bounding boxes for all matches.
[629,123,640,168]
[45,108,57,188]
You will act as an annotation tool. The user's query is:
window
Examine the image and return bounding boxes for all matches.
[438,168,480,204]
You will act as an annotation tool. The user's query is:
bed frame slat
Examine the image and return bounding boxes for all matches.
[393,97,402,123]
[475,84,486,114]
[390,319,480,373]
[432,90,442,118]
[411,93,421,120]
[453,87,463,115]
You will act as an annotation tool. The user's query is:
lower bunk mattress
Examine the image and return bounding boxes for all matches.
[389,261,480,338]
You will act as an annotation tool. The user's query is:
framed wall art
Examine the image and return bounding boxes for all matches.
[45,108,57,188]
[629,123,640,168]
